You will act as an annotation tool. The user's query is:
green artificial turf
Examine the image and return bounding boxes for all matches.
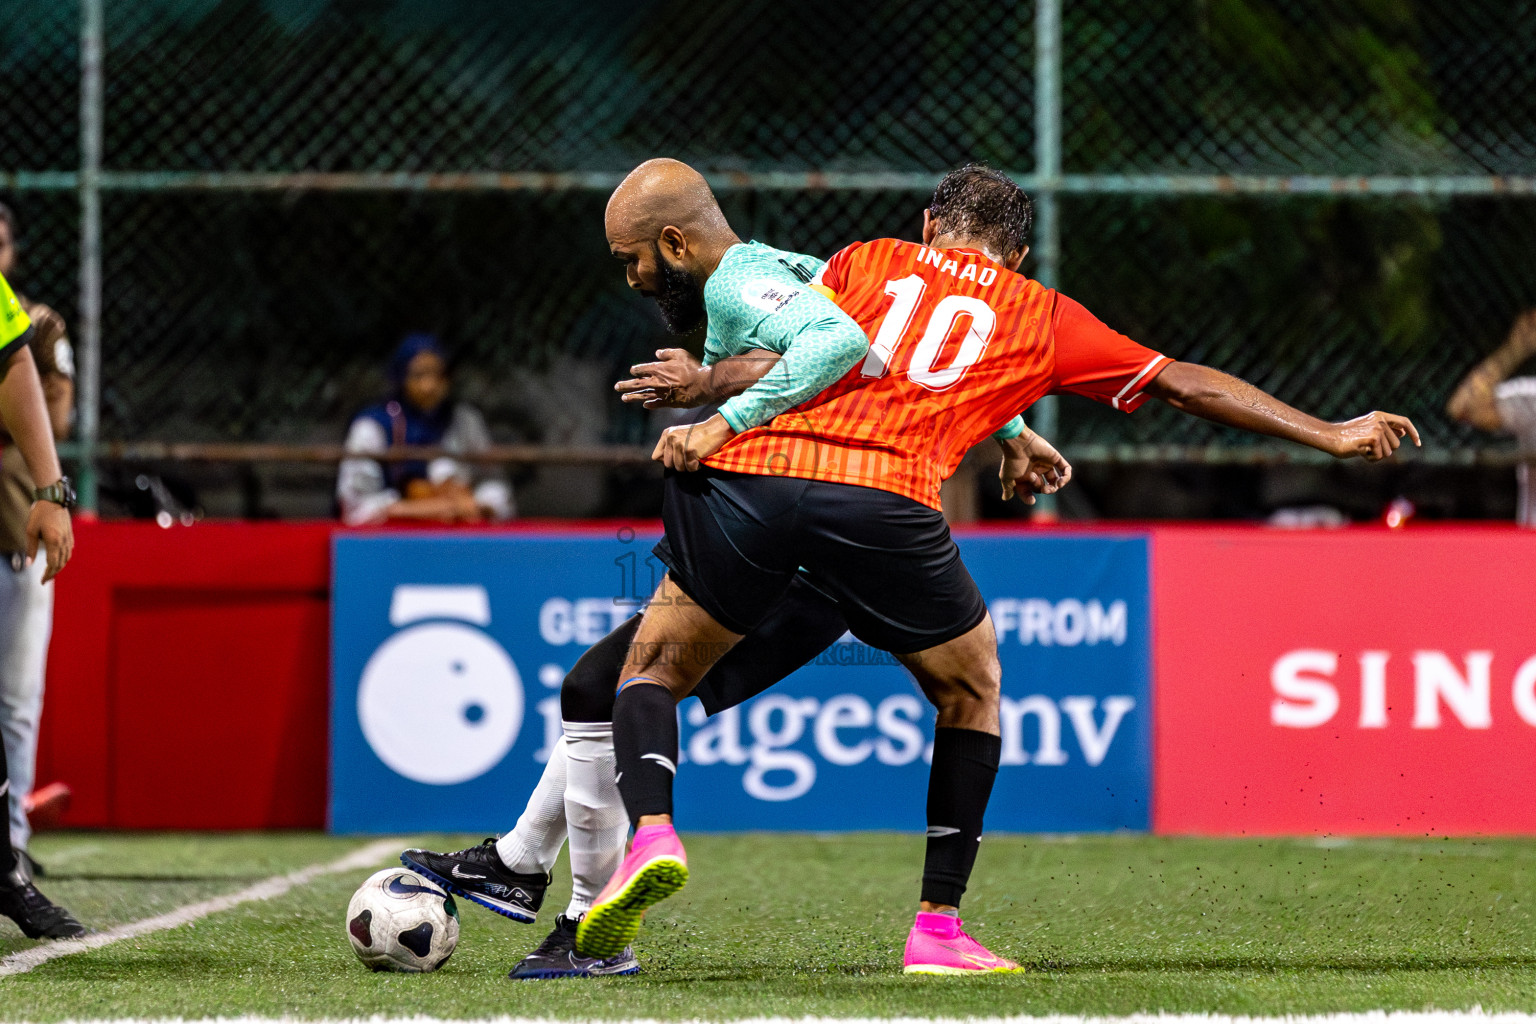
[4,832,1536,1020]
[0,832,370,962]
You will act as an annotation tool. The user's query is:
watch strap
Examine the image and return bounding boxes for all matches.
[33,476,76,510]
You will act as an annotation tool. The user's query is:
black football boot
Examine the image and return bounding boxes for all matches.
[507,914,639,980]
[401,839,548,923]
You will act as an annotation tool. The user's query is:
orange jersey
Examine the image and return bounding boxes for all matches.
[704,238,1172,509]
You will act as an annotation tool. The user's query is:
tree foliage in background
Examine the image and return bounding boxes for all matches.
[0,0,1531,449]
[1058,0,1455,446]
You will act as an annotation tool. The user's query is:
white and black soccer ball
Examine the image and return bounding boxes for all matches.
[345,867,460,972]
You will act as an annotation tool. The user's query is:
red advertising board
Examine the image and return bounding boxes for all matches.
[1153,525,1536,835]
[40,520,335,828]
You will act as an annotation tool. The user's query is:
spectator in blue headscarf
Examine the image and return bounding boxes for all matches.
[337,333,514,525]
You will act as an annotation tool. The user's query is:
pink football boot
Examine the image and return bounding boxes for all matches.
[575,823,688,958]
[903,911,1023,975]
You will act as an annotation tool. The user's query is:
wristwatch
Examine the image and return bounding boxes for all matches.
[34,476,77,511]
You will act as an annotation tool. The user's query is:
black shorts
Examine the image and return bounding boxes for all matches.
[693,574,851,714]
[653,468,986,655]
[557,574,850,723]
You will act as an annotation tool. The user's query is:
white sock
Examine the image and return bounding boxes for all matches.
[495,735,570,875]
[562,720,630,918]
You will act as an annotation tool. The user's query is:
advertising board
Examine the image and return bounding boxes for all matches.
[1154,528,1536,835]
[331,531,1152,833]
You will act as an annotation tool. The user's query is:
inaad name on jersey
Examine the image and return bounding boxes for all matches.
[910,246,1000,286]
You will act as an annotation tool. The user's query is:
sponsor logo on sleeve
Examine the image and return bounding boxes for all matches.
[741,281,802,314]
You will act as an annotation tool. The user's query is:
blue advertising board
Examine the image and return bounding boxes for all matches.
[330,531,1150,833]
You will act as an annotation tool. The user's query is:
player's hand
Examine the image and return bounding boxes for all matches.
[616,349,708,409]
[25,501,73,583]
[998,430,1072,504]
[1329,411,1421,461]
[652,414,736,472]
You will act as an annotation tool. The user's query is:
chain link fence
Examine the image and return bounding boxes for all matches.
[2,0,1534,513]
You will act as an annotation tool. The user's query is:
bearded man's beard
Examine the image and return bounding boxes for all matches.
[650,245,706,334]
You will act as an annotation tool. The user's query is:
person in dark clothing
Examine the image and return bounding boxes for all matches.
[337,333,513,525]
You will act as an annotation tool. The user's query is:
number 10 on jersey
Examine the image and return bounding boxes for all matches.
[861,275,998,391]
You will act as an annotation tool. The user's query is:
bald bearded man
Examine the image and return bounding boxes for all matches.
[606,159,885,449]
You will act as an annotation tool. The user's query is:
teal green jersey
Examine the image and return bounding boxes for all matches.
[701,241,828,363]
[701,242,870,433]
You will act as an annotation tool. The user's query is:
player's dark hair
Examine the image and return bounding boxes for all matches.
[928,164,1032,260]
[0,201,15,236]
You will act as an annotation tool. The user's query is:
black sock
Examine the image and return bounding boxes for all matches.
[921,727,1001,908]
[612,681,679,827]
[0,732,16,878]
[560,614,642,723]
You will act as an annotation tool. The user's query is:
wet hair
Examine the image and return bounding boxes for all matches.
[927,164,1032,259]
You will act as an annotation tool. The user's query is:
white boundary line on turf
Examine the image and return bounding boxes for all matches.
[0,837,403,978]
[19,1014,1536,1024]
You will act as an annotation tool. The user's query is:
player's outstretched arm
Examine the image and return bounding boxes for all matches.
[1143,360,1421,462]
[615,348,780,409]
[997,428,1072,504]
[0,345,72,580]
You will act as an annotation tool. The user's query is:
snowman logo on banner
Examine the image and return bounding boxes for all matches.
[358,585,524,785]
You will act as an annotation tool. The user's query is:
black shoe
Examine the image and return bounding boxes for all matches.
[508,914,640,980]
[0,869,87,939]
[401,839,547,923]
